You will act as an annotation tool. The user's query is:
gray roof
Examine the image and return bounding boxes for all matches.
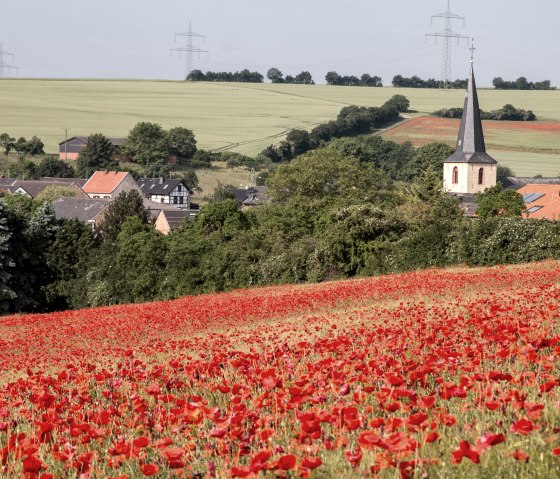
[0,178,17,187]
[242,186,269,206]
[137,177,185,196]
[10,180,84,199]
[234,186,269,205]
[499,176,560,189]
[42,177,88,187]
[448,192,478,217]
[159,209,192,230]
[58,136,124,146]
[52,197,110,222]
[444,64,497,165]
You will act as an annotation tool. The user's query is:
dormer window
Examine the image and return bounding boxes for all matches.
[452,166,459,185]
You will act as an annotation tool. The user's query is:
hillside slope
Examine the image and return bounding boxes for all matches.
[2,261,560,477]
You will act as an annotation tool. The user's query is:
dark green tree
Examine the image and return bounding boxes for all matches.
[386,94,410,112]
[476,183,526,218]
[268,149,392,207]
[402,142,453,181]
[37,156,76,178]
[122,122,169,166]
[167,127,197,163]
[285,129,311,157]
[76,133,118,177]
[44,219,97,309]
[267,67,284,83]
[0,133,15,156]
[295,71,313,84]
[212,182,237,203]
[112,217,168,303]
[11,158,39,179]
[96,189,150,242]
[26,136,45,155]
[0,201,16,312]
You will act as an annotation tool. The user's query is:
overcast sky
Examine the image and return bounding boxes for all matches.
[1,0,558,87]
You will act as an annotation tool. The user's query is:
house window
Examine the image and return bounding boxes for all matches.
[177,185,182,192]
[478,168,484,185]
[452,167,459,185]
[179,196,184,204]
[174,196,178,204]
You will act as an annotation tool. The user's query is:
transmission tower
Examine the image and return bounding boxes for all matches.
[426,0,469,89]
[171,21,209,80]
[0,42,18,78]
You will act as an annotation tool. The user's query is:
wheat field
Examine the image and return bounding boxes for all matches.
[1,79,559,175]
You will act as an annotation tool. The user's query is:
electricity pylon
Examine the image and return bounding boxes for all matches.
[0,42,18,78]
[426,1,469,88]
[171,21,209,80]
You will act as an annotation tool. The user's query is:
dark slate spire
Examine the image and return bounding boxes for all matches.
[444,62,497,164]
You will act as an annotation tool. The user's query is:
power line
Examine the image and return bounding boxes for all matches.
[170,21,209,80]
[425,0,469,88]
[0,41,18,78]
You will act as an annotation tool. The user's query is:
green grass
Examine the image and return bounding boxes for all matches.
[490,150,560,177]
[1,79,559,158]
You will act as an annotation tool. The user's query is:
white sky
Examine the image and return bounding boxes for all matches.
[1,0,559,87]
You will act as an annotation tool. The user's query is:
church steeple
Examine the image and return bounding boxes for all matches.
[443,48,498,194]
[445,62,496,164]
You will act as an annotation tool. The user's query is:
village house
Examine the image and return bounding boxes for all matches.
[137,177,191,209]
[233,186,269,211]
[58,136,124,161]
[52,197,111,230]
[5,179,87,199]
[154,209,198,234]
[82,171,142,199]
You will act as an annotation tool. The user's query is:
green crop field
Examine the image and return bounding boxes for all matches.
[1,79,559,176]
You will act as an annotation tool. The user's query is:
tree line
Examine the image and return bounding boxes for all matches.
[392,75,468,89]
[2,127,558,315]
[187,69,264,83]
[325,72,382,87]
[433,104,536,121]
[0,133,44,158]
[258,95,409,163]
[492,77,556,90]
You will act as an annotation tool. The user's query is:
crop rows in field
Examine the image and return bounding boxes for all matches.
[1,79,559,171]
[2,261,560,478]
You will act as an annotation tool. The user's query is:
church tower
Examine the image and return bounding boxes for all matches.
[443,58,497,194]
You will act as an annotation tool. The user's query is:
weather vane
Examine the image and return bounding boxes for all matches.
[470,38,475,63]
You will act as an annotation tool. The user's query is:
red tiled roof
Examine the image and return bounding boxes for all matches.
[83,171,128,194]
[516,184,560,220]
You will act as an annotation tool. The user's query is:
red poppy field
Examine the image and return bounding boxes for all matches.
[2,261,560,478]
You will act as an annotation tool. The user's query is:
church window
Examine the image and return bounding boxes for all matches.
[452,167,459,184]
[478,168,484,185]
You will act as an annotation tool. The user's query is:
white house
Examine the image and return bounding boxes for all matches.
[137,178,191,209]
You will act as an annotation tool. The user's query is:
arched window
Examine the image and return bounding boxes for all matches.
[452,166,459,185]
[478,168,484,185]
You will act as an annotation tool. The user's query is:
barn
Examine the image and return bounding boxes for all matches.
[58,136,125,160]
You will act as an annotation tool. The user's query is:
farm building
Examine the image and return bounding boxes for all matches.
[58,136,124,161]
